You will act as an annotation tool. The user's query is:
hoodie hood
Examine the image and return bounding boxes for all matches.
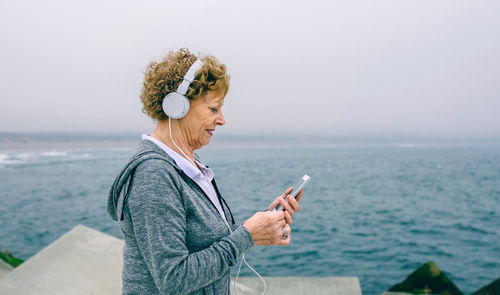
[107,139,180,221]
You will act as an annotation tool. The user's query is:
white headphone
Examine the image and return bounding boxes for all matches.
[162,59,204,119]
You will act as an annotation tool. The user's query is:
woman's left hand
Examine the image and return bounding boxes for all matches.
[267,187,302,224]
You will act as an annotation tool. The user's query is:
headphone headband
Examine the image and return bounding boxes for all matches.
[176,59,204,96]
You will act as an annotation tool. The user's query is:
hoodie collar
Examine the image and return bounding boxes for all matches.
[107,139,181,221]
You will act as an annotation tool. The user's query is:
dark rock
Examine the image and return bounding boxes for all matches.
[388,261,462,295]
[472,277,500,295]
[0,250,24,267]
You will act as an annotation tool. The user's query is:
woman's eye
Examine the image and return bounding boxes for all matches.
[210,107,218,113]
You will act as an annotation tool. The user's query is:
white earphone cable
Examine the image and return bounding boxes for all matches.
[233,252,267,295]
[169,117,266,295]
[168,118,199,170]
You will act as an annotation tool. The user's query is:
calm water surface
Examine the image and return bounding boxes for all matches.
[1,140,499,294]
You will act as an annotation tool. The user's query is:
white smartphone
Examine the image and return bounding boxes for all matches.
[273,174,311,212]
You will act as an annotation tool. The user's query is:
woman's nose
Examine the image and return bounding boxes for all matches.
[216,111,226,126]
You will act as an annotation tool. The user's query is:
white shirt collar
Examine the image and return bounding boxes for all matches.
[141,134,213,182]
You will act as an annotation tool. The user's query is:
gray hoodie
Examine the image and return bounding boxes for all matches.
[107,139,253,295]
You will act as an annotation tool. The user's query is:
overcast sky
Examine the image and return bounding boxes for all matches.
[1,0,499,137]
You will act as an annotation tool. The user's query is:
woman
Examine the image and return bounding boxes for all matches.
[107,48,302,295]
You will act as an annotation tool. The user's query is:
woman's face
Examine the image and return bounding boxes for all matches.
[179,91,226,150]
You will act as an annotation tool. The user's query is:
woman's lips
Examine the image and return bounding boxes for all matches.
[207,129,214,136]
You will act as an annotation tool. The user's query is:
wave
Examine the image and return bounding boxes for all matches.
[0,153,11,164]
[0,150,97,167]
[41,151,68,157]
[0,153,23,165]
[15,152,35,160]
[453,222,494,235]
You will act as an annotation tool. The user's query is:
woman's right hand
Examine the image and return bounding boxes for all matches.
[243,211,291,246]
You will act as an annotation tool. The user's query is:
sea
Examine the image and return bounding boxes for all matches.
[1,133,499,295]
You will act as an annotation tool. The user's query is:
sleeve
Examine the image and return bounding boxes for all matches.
[126,160,253,295]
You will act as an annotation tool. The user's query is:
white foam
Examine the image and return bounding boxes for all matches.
[42,151,68,157]
[0,154,9,163]
[16,152,35,160]
[0,154,22,165]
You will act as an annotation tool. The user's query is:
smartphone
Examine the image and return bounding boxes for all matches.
[273,174,311,212]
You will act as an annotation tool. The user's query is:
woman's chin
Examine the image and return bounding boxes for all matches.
[195,138,211,149]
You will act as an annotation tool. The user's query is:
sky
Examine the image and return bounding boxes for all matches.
[0,0,499,137]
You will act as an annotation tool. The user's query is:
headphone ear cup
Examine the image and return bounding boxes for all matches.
[162,93,190,119]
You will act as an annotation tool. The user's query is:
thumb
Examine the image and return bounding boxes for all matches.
[268,196,281,211]
[281,187,294,198]
[267,187,293,211]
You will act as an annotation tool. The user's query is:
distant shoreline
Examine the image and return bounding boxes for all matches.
[1,132,499,150]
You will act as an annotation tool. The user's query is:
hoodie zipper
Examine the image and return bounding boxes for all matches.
[177,170,235,231]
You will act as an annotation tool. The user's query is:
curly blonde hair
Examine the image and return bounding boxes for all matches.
[140,48,230,120]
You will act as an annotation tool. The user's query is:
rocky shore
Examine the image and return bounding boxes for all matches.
[385,261,499,295]
[0,250,23,268]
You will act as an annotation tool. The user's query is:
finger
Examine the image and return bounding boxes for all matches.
[276,224,288,240]
[267,187,294,211]
[281,187,294,197]
[271,210,285,221]
[280,198,295,216]
[283,234,291,245]
[283,210,293,225]
[284,224,291,236]
[277,234,291,245]
[267,196,282,211]
[295,188,304,203]
[286,195,300,213]
[275,225,291,242]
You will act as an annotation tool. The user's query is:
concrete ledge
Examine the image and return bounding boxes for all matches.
[0,225,124,295]
[0,225,362,294]
[0,259,13,279]
[231,276,362,295]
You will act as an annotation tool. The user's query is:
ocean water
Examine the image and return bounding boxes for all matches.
[1,138,499,294]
